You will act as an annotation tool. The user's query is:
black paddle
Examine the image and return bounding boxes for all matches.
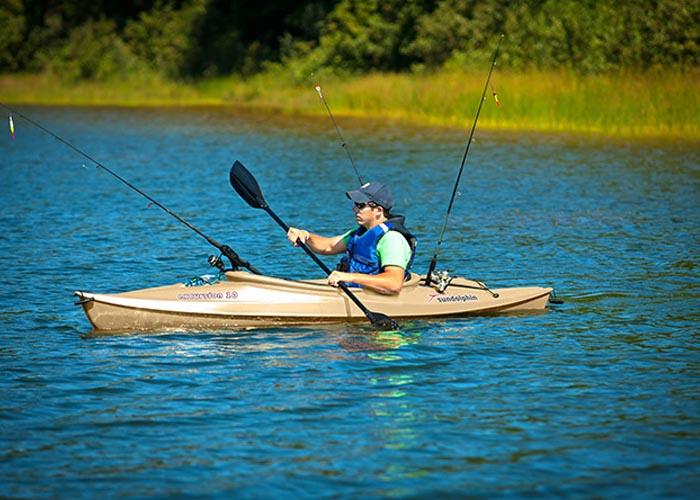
[229,160,399,330]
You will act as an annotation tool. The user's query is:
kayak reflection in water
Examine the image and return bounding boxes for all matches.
[287,182,417,295]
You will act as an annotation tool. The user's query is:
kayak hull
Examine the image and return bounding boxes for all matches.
[75,271,552,331]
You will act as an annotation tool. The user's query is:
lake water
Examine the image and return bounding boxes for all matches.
[1,105,698,497]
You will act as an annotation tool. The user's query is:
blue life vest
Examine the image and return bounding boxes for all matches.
[338,216,416,282]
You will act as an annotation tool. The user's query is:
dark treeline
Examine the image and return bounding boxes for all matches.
[1,0,697,80]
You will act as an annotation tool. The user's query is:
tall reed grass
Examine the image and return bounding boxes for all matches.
[2,69,697,140]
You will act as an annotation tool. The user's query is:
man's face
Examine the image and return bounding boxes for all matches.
[352,202,383,227]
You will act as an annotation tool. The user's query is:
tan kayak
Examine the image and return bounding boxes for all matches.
[74,270,552,331]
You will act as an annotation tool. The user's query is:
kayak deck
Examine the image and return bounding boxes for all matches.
[75,271,552,331]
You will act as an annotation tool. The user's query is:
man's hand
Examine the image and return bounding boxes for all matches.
[328,267,405,294]
[287,227,310,247]
[328,270,352,287]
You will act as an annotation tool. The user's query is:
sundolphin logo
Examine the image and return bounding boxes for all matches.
[428,293,479,304]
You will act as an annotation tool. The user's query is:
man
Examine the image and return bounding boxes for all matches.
[287,182,416,295]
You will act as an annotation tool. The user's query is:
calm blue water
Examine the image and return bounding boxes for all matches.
[1,106,698,497]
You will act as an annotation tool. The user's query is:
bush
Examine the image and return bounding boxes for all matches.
[123,0,206,78]
[405,0,700,73]
[311,0,425,72]
[41,19,144,82]
[0,0,25,71]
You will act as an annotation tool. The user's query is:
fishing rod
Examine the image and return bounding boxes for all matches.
[1,103,260,275]
[314,83,363,185]
[424,34,504,287]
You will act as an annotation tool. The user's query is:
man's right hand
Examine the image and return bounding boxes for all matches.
[287,227,310,247]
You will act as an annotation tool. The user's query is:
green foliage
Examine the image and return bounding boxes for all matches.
[123,0,206,78]
[0,0,25,71]
[406,0,700,73]
[0,0,697,79]
[406,0,496,69]
[642,0,700,69]
[42,19,144,82]
[310,0,426,72]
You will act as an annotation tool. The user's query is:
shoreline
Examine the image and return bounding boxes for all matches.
[2,71,698,142]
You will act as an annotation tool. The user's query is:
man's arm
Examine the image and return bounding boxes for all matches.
[327,231,412,294]
[287,227,348,255]
[328,266,405,295]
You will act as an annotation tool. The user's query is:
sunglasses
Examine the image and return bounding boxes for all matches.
[354,201,378,210]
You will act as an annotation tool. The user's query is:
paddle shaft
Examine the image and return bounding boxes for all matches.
[2,103,260,274]
[263,207,379,317]
[424,35,504,286]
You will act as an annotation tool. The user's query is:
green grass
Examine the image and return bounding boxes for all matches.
[1,69,698,140]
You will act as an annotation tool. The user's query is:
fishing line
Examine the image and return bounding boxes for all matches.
[1,102,260,274]
[424,35,504,287]
[313,83,364,185]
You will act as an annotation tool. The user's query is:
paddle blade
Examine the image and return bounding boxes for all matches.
[230,160,268,209]
[367,311,400,331]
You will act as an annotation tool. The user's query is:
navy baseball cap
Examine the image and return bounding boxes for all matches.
[346,182,393,210]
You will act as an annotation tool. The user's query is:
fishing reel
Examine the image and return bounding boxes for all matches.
[183,254,227,287]
[429,270,454,293]
[429,269,500,298]
[208,254,226,272]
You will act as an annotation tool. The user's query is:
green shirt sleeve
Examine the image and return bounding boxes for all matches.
[377,231,412,270]
[340,228,354,247]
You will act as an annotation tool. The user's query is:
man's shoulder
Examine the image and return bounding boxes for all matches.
[377,230,411,269]
[378,230,411,252]
[382,229,408,241]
